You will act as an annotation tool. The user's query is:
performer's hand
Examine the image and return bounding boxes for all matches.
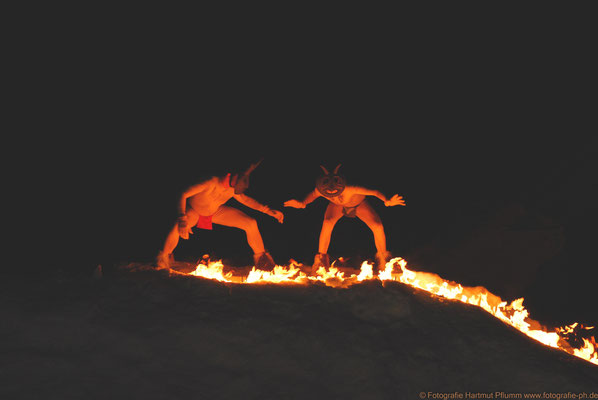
[178,215,193,239]
[269,209,284,224]
[284,199,305,209]
[384,194,406,207]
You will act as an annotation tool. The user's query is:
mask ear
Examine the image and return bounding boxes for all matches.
[245,158,263,175]
[319,165,330,175]
[333,164,342,174]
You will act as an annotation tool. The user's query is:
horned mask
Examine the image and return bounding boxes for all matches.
[230,159,262,194]
[316,164,346,197]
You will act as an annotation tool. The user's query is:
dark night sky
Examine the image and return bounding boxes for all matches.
[20,17,596,328]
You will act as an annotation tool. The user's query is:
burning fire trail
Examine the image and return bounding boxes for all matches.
[173,257,597,366]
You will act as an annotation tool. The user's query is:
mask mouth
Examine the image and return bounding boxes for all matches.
[316,171,346,197]
[318,187,344,197]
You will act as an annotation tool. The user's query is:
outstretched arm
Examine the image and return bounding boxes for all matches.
[234,194,284,223]
[353,186,406,207]
[284,189,321,209]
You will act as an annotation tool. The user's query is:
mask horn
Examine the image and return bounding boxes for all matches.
[319,165,330,175]
[245,158,263,175]
[333,164,342,174]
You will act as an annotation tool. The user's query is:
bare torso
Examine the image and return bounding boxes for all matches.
[320,186,366,207]
[187,177,235,216]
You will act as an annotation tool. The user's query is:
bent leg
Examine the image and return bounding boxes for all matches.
[212,206,265,254]
[318,203,343,254]
[162,209,200,255]
[355,200,387,254]
[158,209,199,268]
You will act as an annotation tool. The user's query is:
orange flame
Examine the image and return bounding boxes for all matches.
[175,257,597,366]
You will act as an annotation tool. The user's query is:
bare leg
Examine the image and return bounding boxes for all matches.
[318,203,343,254]
[158,209,199,268]
[355,200,387,254]
[212,206,266,254]
[162,209,199,254]
[162,225,181,256]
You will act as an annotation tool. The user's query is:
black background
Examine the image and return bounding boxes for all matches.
[18,13,597,329]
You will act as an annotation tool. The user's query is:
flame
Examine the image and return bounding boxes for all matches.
[174,257,597,366]
[246,264,306,284]
[187,260,233,282]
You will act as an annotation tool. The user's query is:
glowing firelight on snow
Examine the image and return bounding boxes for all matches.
[174,257,597,366]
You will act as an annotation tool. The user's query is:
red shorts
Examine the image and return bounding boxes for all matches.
[196,215,213,230]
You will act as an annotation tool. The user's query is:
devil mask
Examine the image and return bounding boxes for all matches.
[316,164,346,197]
[230,159,262,194]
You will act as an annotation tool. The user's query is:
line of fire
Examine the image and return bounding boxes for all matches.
[165,257,597,366]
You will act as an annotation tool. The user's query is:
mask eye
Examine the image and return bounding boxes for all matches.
[322,177,331,186]
[333,176,342,185]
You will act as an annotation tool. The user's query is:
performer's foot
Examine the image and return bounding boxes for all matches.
[375,251,391,270]
[156,251,173,270]
[313,253,331,271]
[254,251,276,270]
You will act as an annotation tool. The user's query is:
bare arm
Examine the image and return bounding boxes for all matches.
[178,181,209,215]
[234,194,284,223]
[352,186,406,207]
[176,180,211,239]
[352,186,387,202]
[284,189,321,209]
[302,189,321,205]
[233,193,270,213]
